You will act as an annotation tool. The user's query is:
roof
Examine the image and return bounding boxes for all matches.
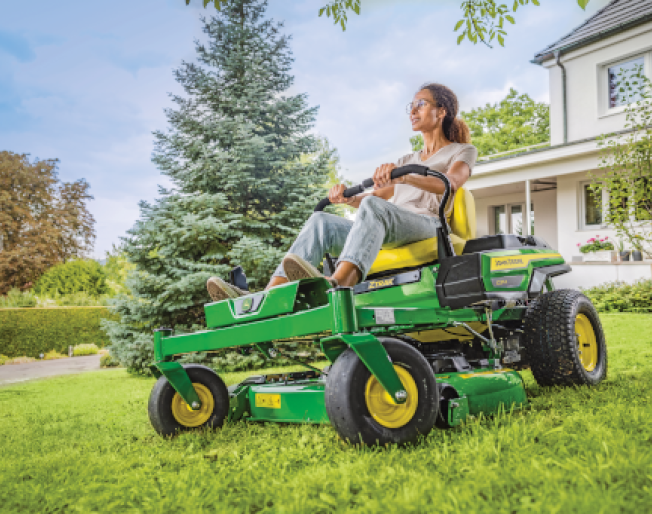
[532,0,652,64]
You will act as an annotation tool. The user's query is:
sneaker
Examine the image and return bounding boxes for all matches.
[206,277,248,302]
[282,254,338,286]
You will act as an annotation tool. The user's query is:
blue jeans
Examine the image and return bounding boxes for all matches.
[272,196,441,280]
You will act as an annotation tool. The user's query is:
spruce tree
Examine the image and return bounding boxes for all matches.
[103,0,332,372]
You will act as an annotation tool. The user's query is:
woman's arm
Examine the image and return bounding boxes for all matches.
[403,161,471,193]
[328,184,394,209]
[374,161,471,194]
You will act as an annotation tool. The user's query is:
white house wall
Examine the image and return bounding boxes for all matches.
[555,263,652,289]
[543,22,652,145]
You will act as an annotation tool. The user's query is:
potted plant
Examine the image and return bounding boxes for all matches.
[578,236,616,262]
[632,235,644,261]
[616,239,630,261]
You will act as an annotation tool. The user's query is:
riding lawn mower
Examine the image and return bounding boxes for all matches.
[147,165,607,445]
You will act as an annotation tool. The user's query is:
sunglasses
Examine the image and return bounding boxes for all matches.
[406,98,436,114]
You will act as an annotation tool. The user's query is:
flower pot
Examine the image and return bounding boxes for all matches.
[632,250,643,261]
[619,251,631,262]
[583,250,618,262]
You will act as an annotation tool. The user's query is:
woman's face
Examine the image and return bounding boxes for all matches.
[408,89,446,133]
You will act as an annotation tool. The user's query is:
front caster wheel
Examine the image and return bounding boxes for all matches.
[148,364,229,436]
[325,337,439,446]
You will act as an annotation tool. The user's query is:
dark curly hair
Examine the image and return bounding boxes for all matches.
[419,83,471,144]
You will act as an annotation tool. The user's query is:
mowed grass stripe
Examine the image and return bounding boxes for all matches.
[0,313,650,513]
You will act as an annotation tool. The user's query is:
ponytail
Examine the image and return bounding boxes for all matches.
[419,83,471,144]
[449,117,471,144]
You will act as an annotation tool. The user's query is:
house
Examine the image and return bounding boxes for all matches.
[467,0,652,289]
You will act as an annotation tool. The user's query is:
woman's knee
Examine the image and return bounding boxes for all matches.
[358,195,387,217]
[306,211,330,226]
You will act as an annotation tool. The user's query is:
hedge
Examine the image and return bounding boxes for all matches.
[0,307,118,358]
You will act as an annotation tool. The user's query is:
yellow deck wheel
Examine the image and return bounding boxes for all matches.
[575,314,598,372]
[170,383,214,427]
[365,365,418,429]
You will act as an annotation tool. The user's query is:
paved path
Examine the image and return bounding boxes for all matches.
[0,355,104,387]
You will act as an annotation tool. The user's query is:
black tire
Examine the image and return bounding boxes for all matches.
[523,289,607,387]
[148,364,229,436]
[325,337,438,446]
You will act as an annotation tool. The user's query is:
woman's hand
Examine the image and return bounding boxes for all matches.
[328,184,350,204]
[373,163,401,189]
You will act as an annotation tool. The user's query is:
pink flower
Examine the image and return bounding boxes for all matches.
[577,243,581,246]
[604,236,609,240]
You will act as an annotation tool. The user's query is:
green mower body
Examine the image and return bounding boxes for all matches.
[147,167,608,445]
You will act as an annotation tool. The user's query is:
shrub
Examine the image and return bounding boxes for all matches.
[37,292,111,307]
[103,250,135,296]
[0,307,116,358]
[4,356,37,365]
[100,353,120,368]
[0,355,8,365]
[582,279,652,313]
[0,289,37,308]
[43,350,68,360]
[72,344,99,356]
[34,259,109,297]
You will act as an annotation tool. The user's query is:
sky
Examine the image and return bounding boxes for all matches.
[0,0,611,257]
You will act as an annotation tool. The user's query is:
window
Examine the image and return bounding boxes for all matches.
[492,204,534,235]
[606,56,645,109]
[583,183,603,226]
[494,205,507,234]
[579,181,605,229]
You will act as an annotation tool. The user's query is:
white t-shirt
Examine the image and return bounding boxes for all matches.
[391,143,478,218]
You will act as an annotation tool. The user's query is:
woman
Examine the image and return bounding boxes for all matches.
[207,83,477,301]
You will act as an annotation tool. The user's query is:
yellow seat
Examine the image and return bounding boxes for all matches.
[367,187,476,276]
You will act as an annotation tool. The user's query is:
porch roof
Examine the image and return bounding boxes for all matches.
[468,138,599,190]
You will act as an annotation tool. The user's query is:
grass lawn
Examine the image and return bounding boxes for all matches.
[1,313,651,513]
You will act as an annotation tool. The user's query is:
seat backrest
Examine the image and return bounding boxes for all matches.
[450,187,476,240]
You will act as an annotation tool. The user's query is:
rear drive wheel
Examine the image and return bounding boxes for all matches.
[523,289,607,386]
[325,337,438,446]
[148,364,229,436]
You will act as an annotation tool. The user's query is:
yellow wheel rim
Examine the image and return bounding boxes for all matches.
[365,365,418,429]
[171,383,214,427]
[575,314,598,372]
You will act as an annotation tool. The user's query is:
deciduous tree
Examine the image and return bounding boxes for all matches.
[0,152,95,294]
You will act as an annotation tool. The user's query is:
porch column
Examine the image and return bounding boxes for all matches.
[525,179,531,236]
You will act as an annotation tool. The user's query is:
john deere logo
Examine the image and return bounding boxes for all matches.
[242,297,253,311]
[490,253,562,271]
[494,257,525,268]
[369,278,395,289]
